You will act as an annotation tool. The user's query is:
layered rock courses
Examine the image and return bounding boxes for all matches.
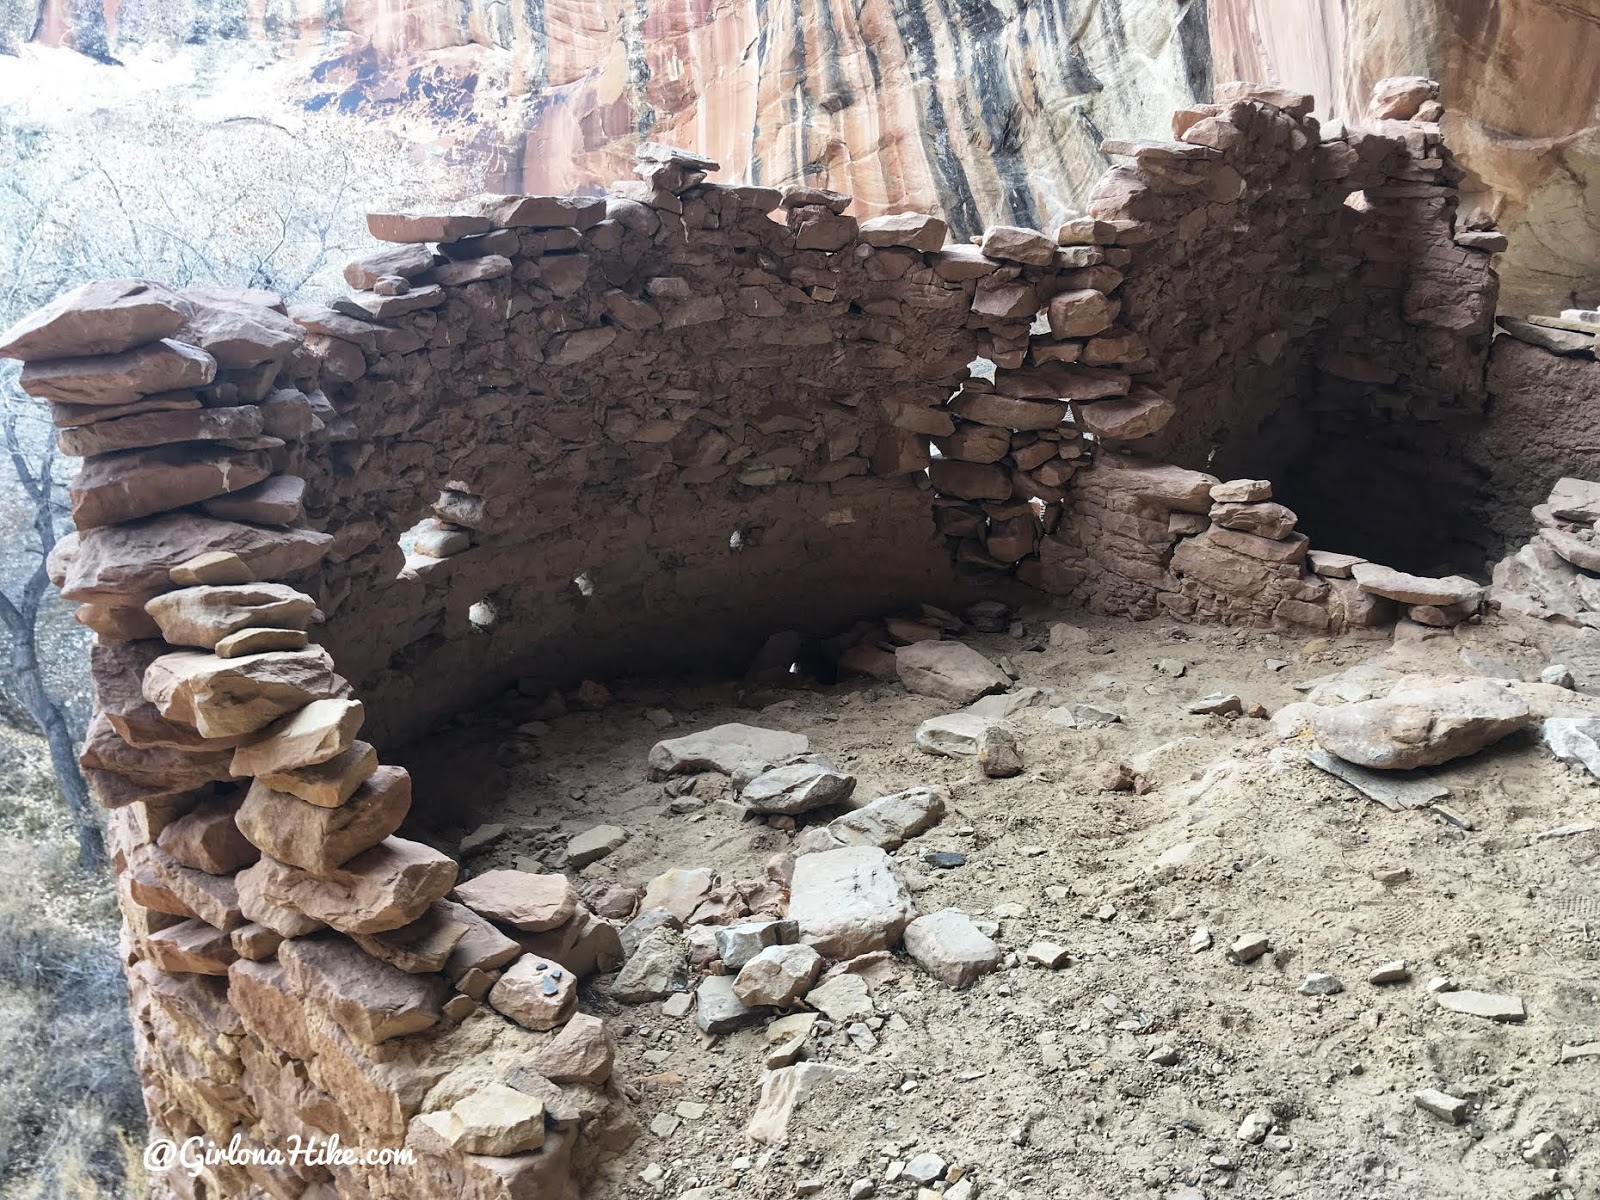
[4,77,1581,1199]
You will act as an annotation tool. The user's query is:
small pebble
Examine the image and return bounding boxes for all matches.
[1369,959,1410,985]
[1228,932,1271,963]
[1299,971,1344,996]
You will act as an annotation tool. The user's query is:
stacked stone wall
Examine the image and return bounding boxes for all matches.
[0,77,1523,1200]
[1022,77,1501,628]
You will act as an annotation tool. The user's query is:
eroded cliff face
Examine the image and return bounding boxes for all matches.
[8,0,1597,310]
[1211,0,1600,313]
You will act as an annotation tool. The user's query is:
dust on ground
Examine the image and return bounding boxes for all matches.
[398,604,1600,1200]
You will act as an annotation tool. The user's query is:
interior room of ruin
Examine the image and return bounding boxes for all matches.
[6,63,1600,1200]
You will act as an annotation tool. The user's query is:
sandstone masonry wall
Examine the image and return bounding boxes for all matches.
[0,77,1518,1200]
[1019,77,1501,629]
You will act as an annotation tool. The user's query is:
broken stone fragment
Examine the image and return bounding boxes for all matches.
[233,859,327,938]
[740,760,856,814]
[431,1083,547,1155]
[1544,476,1600,522]
[779,185,850,213]
[350,906,468,974]
[428,254,513,286]
[915,712,994,757]
[176,290,303,369]
[473,193,608,229]
[1210,478,1272,503]
[1540,526,1600,572]
[278,935,448,1045]
[1308,549,1365,579]
[535,1012,615,1085]
[69,444,272,530]
[977,725,1024,777]
[365,209,494,243]
[255,738,379,808]
[0,278,188,360]
[230,698,364,777]
[647,723,810,780]
[201,475,307,527]
[1311,679,1532,769]
[746,1062,853,1143]
[789,846,916,959]
[895,641,1010,705]
[1072,388,1175,441]
[734,944,823,1007]
[142,646,339,739]
[1413,1088,1467,1124]
[696,973,767,1033]
[927,459,1012,501]
[828,787,946,850]
[979,225,1057,265]
[343,243,438,290]
[56,403,264,457]
[639,867,717,922]
[1542,716,1600,780]
[949,390,1071,431]
[1210,500,1298,540]
[144,918,238,975]
[857,212,948,252]
[1047,289,1119,338]
[1299,971,1344,996]
[436,897,523,979]
[129,842,245,929]
[236,837,456,935]
[169,550,251,586]
[796,972,870,1017]
[1369,960,1410,985]
[77,711,235,801]
[610,925,690,1003]
[1228,932,1271,963]
[21,338,216,407]
[454,869,579,933]
[1056,216,1119,245]
[710,920,785,971]
[213,627,309,658]
[58,514,331,605]
[410,519,470,559]
[489,954,579,1031]
[1435,989,1526,1022]
[1351,562,1485,608]
[902,909,1002,988]
[230,922,283,961]
[566,824,627,867]
[50,390,200,430]
[156,796,259,874]
[1455,230,1508,253]
[1368,75,1438,121]
[236,765,411,873]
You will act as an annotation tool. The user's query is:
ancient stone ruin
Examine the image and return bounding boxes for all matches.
[4,76,1600,1199]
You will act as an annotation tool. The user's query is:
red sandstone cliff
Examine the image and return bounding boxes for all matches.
[6,0,1597,310]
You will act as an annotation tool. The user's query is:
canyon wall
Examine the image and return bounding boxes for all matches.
[9,0,1595,312]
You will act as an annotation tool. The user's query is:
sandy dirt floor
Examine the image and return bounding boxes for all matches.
[395,602,1600,1200]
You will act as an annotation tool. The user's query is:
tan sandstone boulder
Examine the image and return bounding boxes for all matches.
[142,646,340,738]
[1312,679,1533,769]
[235,765,411,873]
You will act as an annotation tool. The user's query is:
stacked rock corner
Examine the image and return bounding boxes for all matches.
[1,282,633,1200]
[1,75,1519,1199]
[1008,76,1501,633]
